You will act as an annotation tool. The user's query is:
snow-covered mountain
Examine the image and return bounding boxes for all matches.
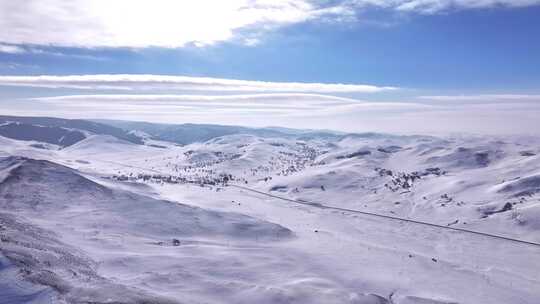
[1,116,540,304]
[0,116,143,147]
[93,119,348,145]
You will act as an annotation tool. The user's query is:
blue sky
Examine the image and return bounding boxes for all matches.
[0,0,539,134]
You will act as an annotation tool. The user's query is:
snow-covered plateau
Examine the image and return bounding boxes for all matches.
[1,117,539,304]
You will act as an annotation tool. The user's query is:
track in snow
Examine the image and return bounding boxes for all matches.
[229,185,540,248]
[81,158,540,248]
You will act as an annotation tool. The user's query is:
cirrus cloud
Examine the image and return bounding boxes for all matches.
[15,93,433,131]
[418,94,540,102]
[30,93,428,114]
[0,74,397,93]
[353,0,540,13]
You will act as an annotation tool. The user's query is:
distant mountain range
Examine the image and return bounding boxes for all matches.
[0,116,143,147]
[92,119,345,145]
[93,119,400,145]
[0,115,403,148]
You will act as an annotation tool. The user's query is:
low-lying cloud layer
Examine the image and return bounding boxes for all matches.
[0,75,396,93]
[1,0,538,48]
[0,90,536,135]
[31,93,428,116]
[0,74,538,135]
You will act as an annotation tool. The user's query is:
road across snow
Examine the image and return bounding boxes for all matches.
[155,182,540,304]
[229,184,540,248]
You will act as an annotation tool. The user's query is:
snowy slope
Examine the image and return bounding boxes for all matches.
[0,115,143,146]
[1,128,540,303]
[0,157,294,303]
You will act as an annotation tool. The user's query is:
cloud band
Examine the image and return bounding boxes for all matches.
[0,74,397,93]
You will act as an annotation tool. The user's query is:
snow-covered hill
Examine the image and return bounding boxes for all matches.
[0,157,291,303]
[0,115,143,147]
[1,120,540,304]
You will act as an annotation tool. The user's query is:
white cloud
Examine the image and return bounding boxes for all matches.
[31,93,425,115]
[348,0,540,13]
[0,74,397,93]
[0,0,342,48]
[0,43,25,54]
[1,1,538,49]
[0,62,39,71]
[31,94,354,113]
[1,92,538,135]
[419,94,540,102]
[23,93,431,123]
[34,93,359,103]
[0,43,106,61]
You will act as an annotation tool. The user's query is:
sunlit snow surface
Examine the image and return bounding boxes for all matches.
[1,132,540,303]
